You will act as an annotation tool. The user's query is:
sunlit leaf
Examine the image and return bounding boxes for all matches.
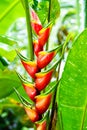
[0,0,25,34]
[0,47,16,62]
[0,35,17,46]
[58,29,87,130]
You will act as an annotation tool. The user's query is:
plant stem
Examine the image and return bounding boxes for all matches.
[48,89,57,130]
[84,0,87,27]
[48,0,51,23]
[76,0,80,31]
[0,0,19,21]
[46,0,51,51]
[48,33,71,129]
[24,0,34,60]
[48,61,61,130]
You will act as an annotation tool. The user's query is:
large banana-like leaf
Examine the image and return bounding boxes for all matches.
[0,68,21,99]
[58,29,87,130]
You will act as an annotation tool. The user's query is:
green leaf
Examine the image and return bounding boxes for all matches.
[0,56,9,66]
[0,35,17,46]
[0,69,21,99]
[35,0,60,24]
[0,0,25,34]
[14,87,33,106]
[50,0,60,21]
[58,29,87,130]
[43,81,59,95]
[62,9,76,23]
[0,45,16,61]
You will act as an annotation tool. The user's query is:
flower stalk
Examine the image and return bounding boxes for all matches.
[23,0,34,60]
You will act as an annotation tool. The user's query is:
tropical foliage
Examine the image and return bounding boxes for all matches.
[0,0,87,130]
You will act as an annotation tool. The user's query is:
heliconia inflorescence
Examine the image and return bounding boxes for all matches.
[16,7,61,130]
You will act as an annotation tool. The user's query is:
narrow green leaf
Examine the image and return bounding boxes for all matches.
[16,50,29,62]
[14,87,33,107]
[0,35,17,46]
[16,72,33,84]
[62,9,76,23]
[44,81,59,95]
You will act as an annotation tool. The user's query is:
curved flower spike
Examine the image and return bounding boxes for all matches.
[35,93,52,114]
[16,50,39,78]
[35,69,53,91]
[36,120,47,130]
[33,40,43,56]
[37,45,62,69]
[25,107,40,122]
[17,73,38,101]
[38,25,51,47]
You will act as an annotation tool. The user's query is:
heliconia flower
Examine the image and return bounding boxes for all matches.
[38,25,51,47]
[37,51,55,69]
[16,51,39,78]
[36,120,47,130]
[22,60,39,79]
[35,69,53,91]
[37,45,62,69]
[16,73,38,101]
[23,83,37,101]
[25,107,40,122]
[31,21,43,35]
[35,93,52,114]
[30,7,43,35]
[35,59,61,91]
[30,7,41,25]
[33,40,43,56]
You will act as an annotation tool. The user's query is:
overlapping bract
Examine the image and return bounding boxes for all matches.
[16,7,60,130]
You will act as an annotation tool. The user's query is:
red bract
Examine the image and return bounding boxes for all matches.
[38,26,51,47]
[37,51,56,69]
[23,83,37,101]
[35,70,53,91]
[21,60,39,79]
[30,7,42,35]
[30,7,41,25]
[35,93,52,114]
[31,21,42,35]
[36,121,47,130]
[25,107,39,122]
[33,40,43,56]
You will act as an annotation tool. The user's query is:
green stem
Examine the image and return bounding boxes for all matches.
[46,0,51,51]
[48,0,51,23]
[85,0,87,27]
[76,0,80,30]
[48,61,61,130]
[23,0,34,60]
[48,33,72,130]
[0,0,19,21]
